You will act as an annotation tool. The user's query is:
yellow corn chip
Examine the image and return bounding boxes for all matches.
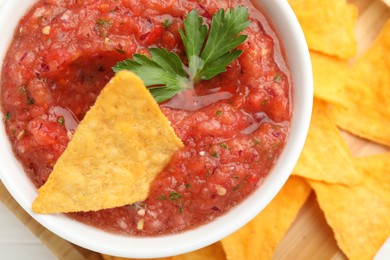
[332,20,390,147]
[33,71,183,214]
[333,106,390,147]
[309,154,390,260]
[293,99,361,185]
[221,176,311,260]
[289,0,358,59]
[102,242,226,260]
[310,51,349,106]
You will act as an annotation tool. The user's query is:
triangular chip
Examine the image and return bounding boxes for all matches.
[289,0,358,59]
[293,99,362,185]
[33,71,183,214]
[310,51,349,106]
[333,105,390,147]
[332,20,390,147]
[221,176,311,260]
[309,154,390,260]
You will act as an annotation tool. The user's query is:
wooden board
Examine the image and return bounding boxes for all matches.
[1,0,389,259]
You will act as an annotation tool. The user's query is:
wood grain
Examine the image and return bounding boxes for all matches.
[0,0,389,259]
[355,0,390,55]
[382,0,390,7]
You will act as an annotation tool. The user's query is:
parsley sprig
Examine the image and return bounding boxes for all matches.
[113,6,250,103]
[114,48,192,102]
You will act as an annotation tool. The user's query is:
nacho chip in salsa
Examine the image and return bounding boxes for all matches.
[2,0,293,236]
[33,71,183,214]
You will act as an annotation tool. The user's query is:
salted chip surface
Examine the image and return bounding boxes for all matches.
[102,242,225,260]
[333,20,390,147]
[309,154,390,260]
[33,71,183,214]
[221,176,311,260]
[333,106,390,147]
[310,51,349,106]
[289,0,358,59]
[293,99,361,185]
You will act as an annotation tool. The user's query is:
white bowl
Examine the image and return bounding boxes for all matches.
[0,0,312,258]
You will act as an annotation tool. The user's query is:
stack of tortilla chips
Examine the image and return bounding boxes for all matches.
[103,0,390,259]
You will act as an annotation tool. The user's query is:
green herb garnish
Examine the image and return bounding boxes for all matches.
[211,151,219,158]
[169,192,182,201]
[162,19,172,29]
[113,6,249,103]
[57,116,65,125]
[233,175,249,191]
[5,112,11,120]
[274,73,281,82]
[216,110,222,117]
[114,48,191,102]
[180,7,249,83]
[220,143,228,149]
[96,18,111,26]
[96,18,111,37]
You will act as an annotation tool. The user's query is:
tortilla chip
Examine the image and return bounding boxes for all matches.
[289,0,358,59]
[33,71,183,214]
[332,20,390,147]
[221,176,311,260]
[310,51,349,106]
[309,154,390,260]
[333,106,390,147]
[101,242,225,260]
[293,99,361,185]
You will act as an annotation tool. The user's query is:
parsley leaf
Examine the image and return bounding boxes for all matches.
[113,6,249,103]
[114,48,192,102]
[162,19,172,29]
[169,191,182,201]
[178,10,208,81]
[5,112,11,120]
[187,6,250,82]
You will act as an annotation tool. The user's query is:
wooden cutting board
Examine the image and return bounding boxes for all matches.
[1,0,389,259]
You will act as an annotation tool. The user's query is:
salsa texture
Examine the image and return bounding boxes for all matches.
[1,0,292,235]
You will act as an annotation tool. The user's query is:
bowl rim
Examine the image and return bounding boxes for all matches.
[0,0,313,258]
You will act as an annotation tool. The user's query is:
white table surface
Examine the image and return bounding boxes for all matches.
[0,203,56,260]
[1,198,390,259]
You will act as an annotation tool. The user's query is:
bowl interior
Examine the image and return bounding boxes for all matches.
[0,0,312,258]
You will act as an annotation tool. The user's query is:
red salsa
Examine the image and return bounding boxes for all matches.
[1,0,292,235]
